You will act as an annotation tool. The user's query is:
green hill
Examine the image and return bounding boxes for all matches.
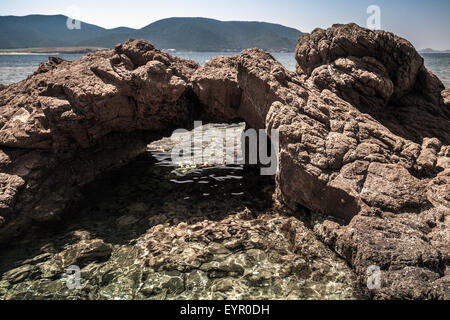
[0,15,303,51]
[0,15,108,48]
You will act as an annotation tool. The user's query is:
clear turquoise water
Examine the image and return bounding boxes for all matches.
[0,52,449,88]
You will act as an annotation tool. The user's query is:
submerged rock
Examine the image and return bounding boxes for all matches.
[0,152,362,300]
[0,209,363,300]
[0,24,449,299]
[53,239,113,268]
[133,209,362,300]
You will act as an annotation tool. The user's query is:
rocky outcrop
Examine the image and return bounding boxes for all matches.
[0,40,202,241]
[286,24,449,299]
[295,24,427,100]
[0,40,200,152]
[0,24,449,299]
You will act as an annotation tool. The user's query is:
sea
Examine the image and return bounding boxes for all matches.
[1,52,448,87]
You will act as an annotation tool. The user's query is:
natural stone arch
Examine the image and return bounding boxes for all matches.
[0,24,449,299]
[0,40,283,242]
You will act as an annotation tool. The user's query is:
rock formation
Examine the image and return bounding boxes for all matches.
[0,40,201,241]
[0,24,448,299]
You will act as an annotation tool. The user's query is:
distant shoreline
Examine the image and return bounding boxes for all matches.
[3,46,448,56]
[0,47,296,55]
[0,47,108,54]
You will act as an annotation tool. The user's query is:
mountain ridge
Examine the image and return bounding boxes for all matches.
[0,15,303,52]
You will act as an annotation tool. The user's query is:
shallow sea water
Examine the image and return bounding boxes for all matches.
[0,125,364,300]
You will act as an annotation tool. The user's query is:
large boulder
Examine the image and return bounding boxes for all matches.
[295,23,428,102]
[288,24,449,299]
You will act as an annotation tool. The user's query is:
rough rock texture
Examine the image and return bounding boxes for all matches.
[0,40,199,152]
[0,209,363,300]
[295,24,426,100]
[189,24,450,299]
[288,24,449,299]
[0,40,201,241]
[0,24,449,299]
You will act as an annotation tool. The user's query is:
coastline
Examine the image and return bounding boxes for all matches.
[0,46,108,54]
[0,47,295,55]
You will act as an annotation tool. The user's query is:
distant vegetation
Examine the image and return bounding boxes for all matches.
[0,15,303,52]
[419,48,450,54]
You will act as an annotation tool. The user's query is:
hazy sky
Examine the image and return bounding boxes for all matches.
[1,0,449,50]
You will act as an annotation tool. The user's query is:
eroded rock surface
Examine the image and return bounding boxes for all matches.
[0,40,201,241]
[293,24,449,300]
[0,24,449,299]
[172,24,450,299]
[0,150,361,300]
